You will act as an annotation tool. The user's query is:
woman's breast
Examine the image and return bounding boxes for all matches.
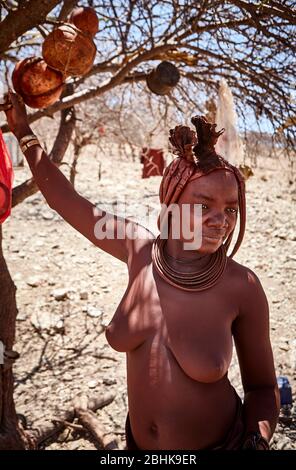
[166,331,233,383]
[105,265,161,353]
[106,310,233,385]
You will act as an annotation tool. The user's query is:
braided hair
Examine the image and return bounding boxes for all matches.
[166,116,246,257]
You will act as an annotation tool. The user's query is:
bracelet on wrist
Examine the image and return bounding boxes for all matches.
[20,138,40,154]
[19,133,37,146]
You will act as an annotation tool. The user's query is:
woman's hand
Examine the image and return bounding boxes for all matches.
[4,90,31,140]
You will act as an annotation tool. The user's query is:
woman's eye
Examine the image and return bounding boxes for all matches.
[227,208,238,214]
[201,204,208,210]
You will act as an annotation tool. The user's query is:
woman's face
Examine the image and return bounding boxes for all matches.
[174,170,239,254]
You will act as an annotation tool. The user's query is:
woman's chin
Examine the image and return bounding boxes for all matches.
[179,238,223,255]
[199,237,224,254]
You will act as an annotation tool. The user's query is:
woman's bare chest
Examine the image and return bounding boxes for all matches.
[105,263,238,382]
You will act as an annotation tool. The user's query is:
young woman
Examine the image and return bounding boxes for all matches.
[4,92,280,450]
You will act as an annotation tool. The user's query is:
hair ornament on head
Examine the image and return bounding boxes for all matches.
[158,115,246,259]
[169,125,197,163]
[191,115,225,164]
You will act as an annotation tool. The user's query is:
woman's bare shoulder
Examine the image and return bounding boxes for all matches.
[226,258,268,317]
[226,257,263,293]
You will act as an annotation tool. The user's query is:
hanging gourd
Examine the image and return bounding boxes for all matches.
[69,6,99,38]
[146,61,180,95]
[42,23,96,77]
[12,57,64,108]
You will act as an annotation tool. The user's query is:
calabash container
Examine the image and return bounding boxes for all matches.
[12,57,64,108]
[42,24,96,77]
[146,61,180,95]
[69,6,99,37]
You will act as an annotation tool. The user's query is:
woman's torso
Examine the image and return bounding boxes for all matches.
[105,240,244,450]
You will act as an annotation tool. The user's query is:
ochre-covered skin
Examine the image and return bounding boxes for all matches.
[42,24,96,77]
[12,57,64,108]
[105,170,276,450]
[69,6,99,37]
[107,241,247,449]
[4,100,280,450]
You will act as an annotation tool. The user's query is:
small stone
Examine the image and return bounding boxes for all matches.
[27,276,43,287]
[103,378,117,386]
[86,305,103,318]
[51,288,69,301]
[41,210,54,220]
[63,372,73,382]
[87,380,98,389]
[31,311,64,334]
[17,311,27,321]
[80,291,88,300]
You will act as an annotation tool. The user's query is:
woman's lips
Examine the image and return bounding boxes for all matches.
[203,233,224,241]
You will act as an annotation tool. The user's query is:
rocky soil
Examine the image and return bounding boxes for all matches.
[2,144,296,450]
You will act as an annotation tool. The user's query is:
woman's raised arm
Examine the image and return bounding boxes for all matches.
[4,91,153,264]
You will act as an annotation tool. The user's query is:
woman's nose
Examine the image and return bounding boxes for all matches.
[207,212,226,228]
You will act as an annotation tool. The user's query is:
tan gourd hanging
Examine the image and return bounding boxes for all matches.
[42,23,96,77]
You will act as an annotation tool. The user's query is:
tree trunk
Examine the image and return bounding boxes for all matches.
[0,91,76,449]
[0,225,30,449]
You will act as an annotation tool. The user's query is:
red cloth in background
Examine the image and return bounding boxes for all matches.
[0,129,14,224]
[141,148,165,178]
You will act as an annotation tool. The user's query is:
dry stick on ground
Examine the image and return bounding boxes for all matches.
[51,419,84,432]
[31,392,115,446]
[73,395,119,450]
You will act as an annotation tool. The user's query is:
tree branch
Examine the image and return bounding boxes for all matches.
[57,0,78,21]
[0,0,60,54]
[2,43,177,132]
[229,0,296,23]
